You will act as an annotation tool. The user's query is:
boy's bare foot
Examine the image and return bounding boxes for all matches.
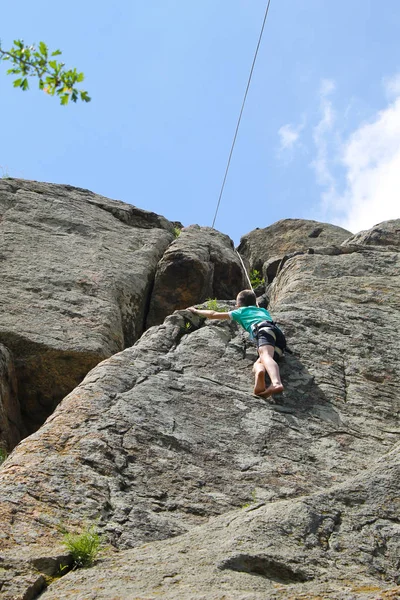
[254,370,267,396]
[259,383,284,398]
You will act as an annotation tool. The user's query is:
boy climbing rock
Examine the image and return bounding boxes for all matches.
[188,289,285,398]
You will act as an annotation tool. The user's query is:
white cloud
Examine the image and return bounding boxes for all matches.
[278,123,301,151]
[311,79,336,189]
[319,78,336,96]
[310,78,339,214]
[337,95,400,232]
[383,73,400,99]
[311,76,400,234]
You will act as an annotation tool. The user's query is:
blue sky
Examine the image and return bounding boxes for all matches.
[1,1,399,245]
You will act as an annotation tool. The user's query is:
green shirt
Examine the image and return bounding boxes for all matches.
[229,306,273,337]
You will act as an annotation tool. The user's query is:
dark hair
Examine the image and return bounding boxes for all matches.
[236,289,257,307]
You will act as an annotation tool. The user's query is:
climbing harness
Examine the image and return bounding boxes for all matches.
[251,320,289,358]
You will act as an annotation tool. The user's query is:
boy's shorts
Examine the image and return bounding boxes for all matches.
[251,321,286,359]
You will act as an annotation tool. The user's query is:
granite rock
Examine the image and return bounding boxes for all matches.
[0,220,399,599]
[146,225,247,327]
[0,343,23,450]
[238,218,352,272]
[0,179,174,435]
[343,218,400,248]
[39,441,400,600]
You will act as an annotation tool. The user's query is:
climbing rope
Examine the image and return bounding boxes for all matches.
[211,0,272,229]
[236,250,253,291]
[236,250,260,307]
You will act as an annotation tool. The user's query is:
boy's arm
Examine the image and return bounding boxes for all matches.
[188,307,231,320]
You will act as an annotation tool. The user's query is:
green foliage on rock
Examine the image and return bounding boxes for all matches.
[0,39,90,105]
[63,526,101,568]
[205,298,229,312]
[173,227,181,238]
[241,489,258,509]
[249,269,264,288]
[180,319,194,336]
[0,447,7,465]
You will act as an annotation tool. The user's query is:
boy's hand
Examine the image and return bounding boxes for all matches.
[188,306,198,314]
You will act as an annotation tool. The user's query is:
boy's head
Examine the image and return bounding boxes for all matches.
[236,289,257,307]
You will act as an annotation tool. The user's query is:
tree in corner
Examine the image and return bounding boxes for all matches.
[0,39,90,105]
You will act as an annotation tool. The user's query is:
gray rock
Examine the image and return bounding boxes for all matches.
[238,218,352,272]
[0,545,71,600]
[38,441,400,599]
[0,343,23,450]
[0,179,174,435]
[343,218,400,248]
[0,214,399,599]
[146,225,247,327]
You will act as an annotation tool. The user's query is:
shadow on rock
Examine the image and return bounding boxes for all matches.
[276,352,343,427]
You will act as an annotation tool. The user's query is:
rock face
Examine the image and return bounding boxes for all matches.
[0,344,23,450]
[39,442,400,599]
[0,179,174,435]
[0,217,399,599]
[146,225,247,327]
[344,218,400,248]
[238,218,352,276]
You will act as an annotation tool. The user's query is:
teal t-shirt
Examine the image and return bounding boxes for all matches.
[229,306,273,336]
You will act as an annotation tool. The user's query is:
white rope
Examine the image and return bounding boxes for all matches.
[235,250,259,307]
[211,0,272,229]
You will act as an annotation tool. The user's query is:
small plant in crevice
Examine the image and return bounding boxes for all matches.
[180,319,193,335]
[241,489,258,509]
[173,227,182,238]
[63,525,102,569]
[0,447,8,465]
[0,166,11,179]
[205,298,229,312]
[42,562,71,586]
[249,269,264,289]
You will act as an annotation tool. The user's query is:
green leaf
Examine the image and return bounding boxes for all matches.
[3,40,91,105]
[39,41,47,56]
[80,91,91,102]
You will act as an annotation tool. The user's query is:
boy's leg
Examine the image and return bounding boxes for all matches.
[257,344,284,397]
[253,358,266,395]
